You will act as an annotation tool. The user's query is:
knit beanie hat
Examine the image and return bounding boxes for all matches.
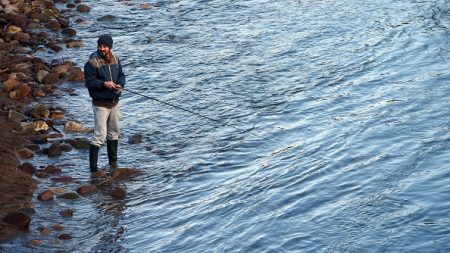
[97,34,113,48]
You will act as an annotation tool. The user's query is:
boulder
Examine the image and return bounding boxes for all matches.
[47,142,62,157]
[14,32,31,44]
[76,4,91,13]
[16,148,34,159]
[3,211,31,230]
[37,190,54,201]
[18,163,36,175]
[64,121,89,133]
[76,184,97,195]
[30,104,50,119]
[49,109,65,119]
[110,187,127,199]
[3,73,21,92]
[20,121,49,133]
[43,164,61,174]
[36,70,49,83]
[42,73,59,85]
[112,168,139,179]
[67,66,84,81]
[59,209,73,218]
[46,19,60,30]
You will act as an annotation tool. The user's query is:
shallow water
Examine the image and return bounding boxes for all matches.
[2,0,450,252]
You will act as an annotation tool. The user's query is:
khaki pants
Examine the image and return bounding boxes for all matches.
[91,103,119,147]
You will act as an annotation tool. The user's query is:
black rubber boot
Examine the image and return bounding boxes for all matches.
[107,139,118,167]
[89,144,99,172]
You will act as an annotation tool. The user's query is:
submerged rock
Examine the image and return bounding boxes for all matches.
[76,184,97,195]
[112,168,139,179]
[110,187,126,199]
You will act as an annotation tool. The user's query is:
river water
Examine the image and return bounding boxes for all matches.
[2,0,450,252]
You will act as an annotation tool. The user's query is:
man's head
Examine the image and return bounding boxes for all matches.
[97,34,113,58]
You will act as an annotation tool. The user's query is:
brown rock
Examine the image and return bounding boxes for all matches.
[49,109,65,119]
[30,104,50,119]
[36,172,49,178]
[62,28,76,36]
[59,192,79,200]
[3,73,21,92]
[3,211,31,230]
[67,3,76,8]
[60,209,73,218]
[76,4,91,13]
[37,31,49,39]
[18,163,36,175]
[38,226,52,235]
[42,73,59,85]
[28,240,43,246]
[14,32,31,44]
[18,84,32,99]
[112,168,139,179]
[74,138,90,149]
[76,184,97,195]
[58,233,72,240]
[67,66,84,81]
[47,143,62,157]
[142,3,153,9]
[48,133,64,139]
[43,164,61,174]
[37,190,54,201]
[24,144,40,151]
[53,224,65,231]
[64,121,85,133]
[110,187,127,199]
[51,176,74,183]
[66,40,83,48]
[46,19,60,30]
[57,18,70,28]
[8,110,26,121]
[51,64,71,78]
[60,143,73,152]
[16,148,34,159]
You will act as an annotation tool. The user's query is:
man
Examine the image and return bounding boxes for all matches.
[84,34,125,172]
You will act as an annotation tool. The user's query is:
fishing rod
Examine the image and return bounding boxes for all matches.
[124,88,275,142]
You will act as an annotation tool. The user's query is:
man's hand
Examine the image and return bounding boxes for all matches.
[104,81,116,90]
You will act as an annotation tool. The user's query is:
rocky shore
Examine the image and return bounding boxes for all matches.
[0,0,139,246]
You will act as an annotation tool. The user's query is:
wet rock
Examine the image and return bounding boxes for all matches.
[77,184,97,195]
[110,187,127,199]
[17,84,32,100]
[38,226,52,236]
[53,224,65,231]
[62,28,76,36]
[36,70,49,83]
[57,18,70,28]
[14,32,31,44]
[74,138,91,149]
[112,168,139,179]
[20,121,49,133]
[65,40,83,48]
[60,143,73,152]
[59,192,79,200]
[142,3,153,9]
[3,73,21,92]
[47,142,62,157]
[3,211,31,230]
[24,144,40,152]
[51,176,74,183]
[43,164,62,174]
[58,233,72,240]
[42,73,59,86]
[30,104,50,119]
[51,63,71,78]
[29,133,48,144]
[64,121,89,133]
[49,109,65,119]
[97,15,117,22]
[67,66,84,81]
[48,133,64,139]
[128,133,143,144]
[19,162,36,175]
[36,172,49,178]
[28,240,43,247]
[66,3,76,8]
[16,148,34,159]
[37,189,54,201]
[59,209,73,218]
[46,19,60,30]
[8,109,26,121]
[76,4,91,13]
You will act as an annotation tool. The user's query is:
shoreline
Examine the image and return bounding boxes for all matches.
[0,0,88,243]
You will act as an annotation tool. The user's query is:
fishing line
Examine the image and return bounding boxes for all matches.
[124,88,276,142]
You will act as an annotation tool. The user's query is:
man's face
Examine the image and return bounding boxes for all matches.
[97,44,110,57]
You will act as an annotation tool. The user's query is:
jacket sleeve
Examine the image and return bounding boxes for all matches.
[116,58,126,88]
[84,61,105,91]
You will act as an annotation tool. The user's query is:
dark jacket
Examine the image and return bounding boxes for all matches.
[84,51,126,104]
